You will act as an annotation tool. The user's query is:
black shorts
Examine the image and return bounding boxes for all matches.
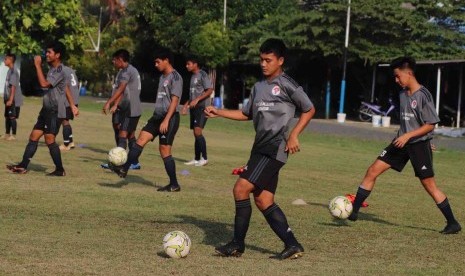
[142,113,180,145]
[378,139,434,179]
[240,154,285,194]
[120,116,140,134]
[33,110,62,135]
[190,107,208,129]
[111,107,127,125]
[65,106,74,120]
[4,106,20,118]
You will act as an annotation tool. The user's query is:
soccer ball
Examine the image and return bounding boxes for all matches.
[328,196,353,219]
[162,231,191,258]
[107,147,127,166]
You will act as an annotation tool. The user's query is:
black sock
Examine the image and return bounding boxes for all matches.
[117,137,127,149]
[48,142,64,171]
[262,203,299,247]
[233,199,252,244]
[194,137,200,160]
[437,198,457,224]
[124,143,143,171]
[113,127,119,146]
[163,155,178,186]
[10,118,17,135]
[198,135,207,160]
[352,186,371,214]
[63,125,72,146]
[5,118,11,134]
[19,140,38,168]
[128,137,138,163]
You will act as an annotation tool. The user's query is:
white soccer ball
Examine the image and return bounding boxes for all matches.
[162,231,191,258]
[328,196,353,219]
[107,147,127,166]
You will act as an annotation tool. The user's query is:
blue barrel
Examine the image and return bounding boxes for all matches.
[79,86,87,96]
[213,97,222,108]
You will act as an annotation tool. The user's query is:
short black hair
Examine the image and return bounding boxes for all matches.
[46,41,66,59]
[185,55,200,65]
[112,49,130,62]
[5,53,16,62]
[154,48,174,64]
[390,56,416,73]
[259,38,287,58]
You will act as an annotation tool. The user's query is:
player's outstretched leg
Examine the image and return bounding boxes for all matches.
[348,186,371,221]
[157,155,181,192]
[215,198,251,257]
[261,203,304,260]
[436,197,461,234]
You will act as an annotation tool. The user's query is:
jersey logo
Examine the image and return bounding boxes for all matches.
[411,100,417,109]
[271,85,281,96]
[163,80,169,87]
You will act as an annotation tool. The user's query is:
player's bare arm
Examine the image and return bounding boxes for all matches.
[103,81,127,114]
[6,84,15,107]
[160,95,180,134]
[393,123,435,148]
[190,88,213,108]
[286,107,315,154]
[65,84,79,116]
[204,106,249,121]
[34,56,52,88]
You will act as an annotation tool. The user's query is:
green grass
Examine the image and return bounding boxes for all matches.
[1,97,465,275]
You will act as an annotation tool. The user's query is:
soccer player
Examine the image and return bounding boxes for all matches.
[7,42,78,176]
[347,57,461,235]
[59,65,80,151]
[182,55,213,166]
[204,38,315,259]
[2,53,23,141]
[102,49,142,170]
[111,49,183,193]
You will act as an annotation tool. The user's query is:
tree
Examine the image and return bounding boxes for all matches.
[0,0,88,54]
[190,21,233,69]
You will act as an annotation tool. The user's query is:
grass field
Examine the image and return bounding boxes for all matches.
[1,97,465,275]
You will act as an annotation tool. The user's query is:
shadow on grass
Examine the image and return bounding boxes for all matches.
[98,175,155,188]
[78,145,109,154]
[172,215,276,255]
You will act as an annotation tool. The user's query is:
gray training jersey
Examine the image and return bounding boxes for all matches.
[113,64,142,117]
[397,86,440,144]
[189,70,213,108]
[153,70,183,119]
[242,73,313,163]
[43,64,67,118]
[4,67,23,107]
[62,66,80,106]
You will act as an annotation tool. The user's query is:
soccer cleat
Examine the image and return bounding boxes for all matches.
[195,159,208,167]
[110,165,128,178]
[100,163,110,169]
[6,135,16,141]
[184,159,199,166]
[272,244,304,260]
[129,163,141,170]
[157,184,181,192]
[46,170,66,176]
[59,144,71,151]
[347,211,358,221]
[440,221,462,234]
[215,241,245,257]
[7,164,28,174]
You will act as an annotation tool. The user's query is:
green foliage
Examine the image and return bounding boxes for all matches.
[190,21,233,68]
[0,0,88,55]
[239,0,465,64]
